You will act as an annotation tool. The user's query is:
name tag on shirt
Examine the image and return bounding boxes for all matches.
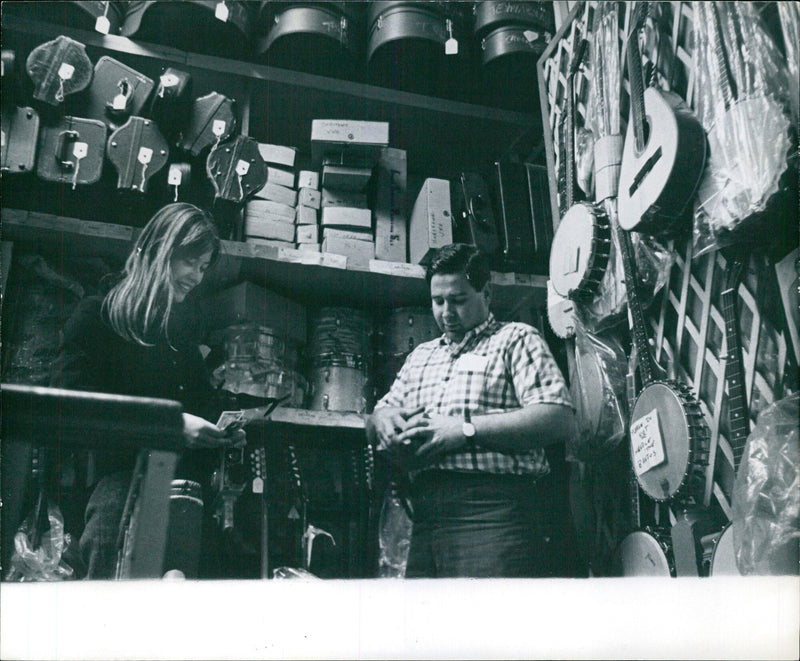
[457,353,489,373]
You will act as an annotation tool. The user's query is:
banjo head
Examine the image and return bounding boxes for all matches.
[546,280,576,339]
[630,381,709,504]
[615,529,674,577]
[550,203,610,299]
[709,524,741,576]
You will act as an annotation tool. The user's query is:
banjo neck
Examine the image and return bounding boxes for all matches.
[563,37,587,212]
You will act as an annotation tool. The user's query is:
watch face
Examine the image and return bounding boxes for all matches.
[462,421,476,438]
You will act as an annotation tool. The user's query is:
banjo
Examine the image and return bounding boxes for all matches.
[549,36,611,303]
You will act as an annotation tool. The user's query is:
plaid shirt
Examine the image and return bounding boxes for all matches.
[376,313,573,477]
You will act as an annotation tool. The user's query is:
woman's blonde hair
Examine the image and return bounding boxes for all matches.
[103,203,220,345]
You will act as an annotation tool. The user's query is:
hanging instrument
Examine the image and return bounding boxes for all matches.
[25,35,93,107]
[106,116,169,193]
[617,2,707,235]
[207,134,268,204]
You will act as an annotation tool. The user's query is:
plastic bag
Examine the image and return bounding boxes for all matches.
[692,2,794,257]
[5,498,75,582]
[778,1,799,127]
[731,392,800,575]
[378,493,413,578]
[566,313,628,463]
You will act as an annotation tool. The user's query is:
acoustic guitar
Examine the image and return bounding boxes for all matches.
[617,2,706,235]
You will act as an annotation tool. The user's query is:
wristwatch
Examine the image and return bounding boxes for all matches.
[462,409,476,449]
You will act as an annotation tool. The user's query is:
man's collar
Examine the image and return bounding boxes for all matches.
[440,313,497,353]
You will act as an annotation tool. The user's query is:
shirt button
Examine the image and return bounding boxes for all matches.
[178,385,185,392]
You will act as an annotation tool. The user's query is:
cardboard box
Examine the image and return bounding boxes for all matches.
[296,242,321,253]
[247,199,295,221]
[322,227,373,242]
[254,181,298,207]
[298,170,319,190]
[409,177,452,265]
[321,206,372,229]
[298,187,321,209]
[295,205,318,225]
[321,187,368,209]
[244,216,296,242]
[296,224,319,244]
[311,119,389,163]
[257,143,297,168]
[322,236,375,268]
[202,281,306,344]
[245,237,294,250]
[267,166,295,189]
[373,147,407,263]
[321,164,372,192]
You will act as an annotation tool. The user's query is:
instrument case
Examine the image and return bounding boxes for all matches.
[4,1,128,35]
[178,91,236,157]
[26,36,93,107]
[207,134,268,204]
[472,1,555,37]
[36,115,107,186]
[84,56,155,129]
[1,106,40,175]
[148,67,193,142]
[451,172,500,262]
[107,116,169,193]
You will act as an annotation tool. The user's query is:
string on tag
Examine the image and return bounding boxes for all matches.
[138,147,152,191]
[71,142,87,190]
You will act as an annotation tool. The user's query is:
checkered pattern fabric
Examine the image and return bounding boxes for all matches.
[376,314,573,476]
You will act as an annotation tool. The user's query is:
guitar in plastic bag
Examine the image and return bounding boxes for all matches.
[36,116,107,187]
[178,91,236,157]
[107,116,169,193]
[83,56,155,129]
[207,134,267,203]
[25,35,93,107]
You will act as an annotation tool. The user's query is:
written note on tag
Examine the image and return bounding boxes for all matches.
[457,353,489,373]
[631,408,667,476]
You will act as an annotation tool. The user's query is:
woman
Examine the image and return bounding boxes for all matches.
[52,202,244,578]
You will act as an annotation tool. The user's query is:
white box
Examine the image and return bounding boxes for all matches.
[247,199,295,221]
[322,227,373,242]
[409,178,453,265]
[374,147,407,263]
[296,224,319,244]
[246,237,294,250]
[244,216,296,242]
[321,164,372,192]
[311,120,389,163]
[257,143,297,168]
[322,236,375,268]
[296,243,321,253]
[295,205,318,225]
[298,170,319,190]
[267,166,295,189]
[321,187,368,209]
[321,206,372,229]
[254,181,298,207]
[298,187,321,209]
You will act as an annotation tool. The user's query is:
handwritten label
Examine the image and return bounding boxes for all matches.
[278,246,322,265]
[369,260,425,279]
[631,408,667,476]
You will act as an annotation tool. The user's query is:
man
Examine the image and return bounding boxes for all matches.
[367,243,575,578]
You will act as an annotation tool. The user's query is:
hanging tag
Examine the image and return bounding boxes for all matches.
[235,159,250,176]
[73,142,88,159]
[252,477,264,494]
[111,93,127,110]
[215,1,229,22]
[212,120,227,137]
[137,147,153,164]
[58,63,75,80]
[523,30,540,43]
[445,19,458,55]
[168,164,183,186]
[160,73,178,88]
[287,505,300,520]
[95,15,111,34]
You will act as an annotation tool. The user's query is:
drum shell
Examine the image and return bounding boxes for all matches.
[473,1,554,37]
[308,364,373,413]
[163,479,204,578]
[122,1,253,58]
[382,307,439,355]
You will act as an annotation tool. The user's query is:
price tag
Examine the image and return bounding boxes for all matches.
[631,408,667,476]
[235,159,250,176]
[73,142,88,159]
[445,37,459,55]
[212,120,227,137]
[95,15,111,34]
[137,147,153,164]
[58,63,75,80]
[160,73,178,88]
[112,93,127,110]
[252,477,264,494]
[215,1,229,22]
[168,164,183,186]
[523,30,540,43]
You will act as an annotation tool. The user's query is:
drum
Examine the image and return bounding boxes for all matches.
[223,324,298,368]
[550,202,611,301]
[384,307,439,355]
[309,307,373,360]
[308,361,372,413]
[163,479,204,578]
[263,369,307,408]
[4,1,128,35]
[614,528,675,577]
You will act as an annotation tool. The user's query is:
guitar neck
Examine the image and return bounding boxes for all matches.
[710,2,735,108]
[721,278,750,466]
[626,4,647,153]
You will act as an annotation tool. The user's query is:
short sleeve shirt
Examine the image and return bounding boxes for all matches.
[376,313,573,477]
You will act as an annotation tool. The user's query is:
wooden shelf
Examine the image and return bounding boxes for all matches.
[1,208,547,314]
[1,14,540,177]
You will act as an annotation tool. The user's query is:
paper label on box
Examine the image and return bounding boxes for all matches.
[631,408,667,476]
[320,253,347,269]
[369,260,424,279]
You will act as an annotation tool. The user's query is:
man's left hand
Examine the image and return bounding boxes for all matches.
[396,413,468,463]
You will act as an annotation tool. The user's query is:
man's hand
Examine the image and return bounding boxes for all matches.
[367,405,426,449]
[182,412,246,449]
[396,412,467,463]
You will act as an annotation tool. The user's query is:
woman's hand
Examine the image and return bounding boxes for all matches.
[182,412,246,449]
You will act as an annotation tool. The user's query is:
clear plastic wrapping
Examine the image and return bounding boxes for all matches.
[566,313,628,463]
[778,1,799,127]
[378,493,413,578]
[731,392,799,575]
[692,1,794,257]
[5,498,75,582]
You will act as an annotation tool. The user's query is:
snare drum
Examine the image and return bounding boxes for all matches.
[614,527,675,577]
[308,362,372,413]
